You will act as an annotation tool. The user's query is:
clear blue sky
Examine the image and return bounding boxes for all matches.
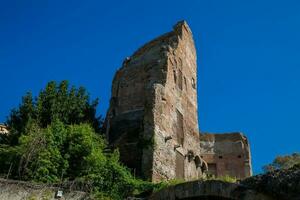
[1,0,299,174]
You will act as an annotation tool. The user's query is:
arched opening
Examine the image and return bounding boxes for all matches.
[194,156,208,175]
[194,156,202,168]
[194,155,203,178]
[201,160,208,173]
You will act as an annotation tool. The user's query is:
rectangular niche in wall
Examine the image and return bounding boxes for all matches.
[176,109,184,146]
[175,151,185,179]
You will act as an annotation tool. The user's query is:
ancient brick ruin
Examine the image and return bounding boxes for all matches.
[105,21,252,182]
[200,133,252,179]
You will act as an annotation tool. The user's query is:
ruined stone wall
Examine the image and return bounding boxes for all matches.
[105,21,203,181]
[0,179,88,200]
[150,180,274,200]
[105,21,253,183]
[105,28,176,179]
[200,133,252,179]
[151,22,201,182]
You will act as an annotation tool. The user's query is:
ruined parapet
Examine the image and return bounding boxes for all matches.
[105,21,204,182]
[149,166,300,200]
[200,132,252,179]
[149,180,274,200]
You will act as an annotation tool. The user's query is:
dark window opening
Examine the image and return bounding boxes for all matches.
[173,70,177,84]
[112,109,116,117]
[207,163,217,177]
[219,156,223,159]
[238,155,242,158]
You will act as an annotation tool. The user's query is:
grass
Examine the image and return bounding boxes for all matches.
[202,174,238,183]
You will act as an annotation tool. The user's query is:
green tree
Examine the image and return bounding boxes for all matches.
[17,119,68,182]
[0,80,157,199]
[263,152,300,172]
[5,80,102,145]
[0,120,141,199]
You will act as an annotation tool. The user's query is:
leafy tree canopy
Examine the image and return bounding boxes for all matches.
[0,81,159,199]
[0,120,143,199]
[4,80,102,145]
[263,152,300,172]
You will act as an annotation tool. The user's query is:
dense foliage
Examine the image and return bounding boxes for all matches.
[0,120,154,199]
[0,81,158,200]
[4,80,101,145]
[263,152,300,172]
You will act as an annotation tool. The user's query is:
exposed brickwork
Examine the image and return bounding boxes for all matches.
[105,21,252,182]
[105,21,204,182]
[200,133,252,179]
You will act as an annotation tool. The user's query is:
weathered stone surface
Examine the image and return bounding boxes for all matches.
[149,180,274,200]
[105,21,204,182]
[104,21,253,182]
[0,178,88,200]
[200,133,252,179]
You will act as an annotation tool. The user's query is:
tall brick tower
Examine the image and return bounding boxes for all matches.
[105,21,205,182]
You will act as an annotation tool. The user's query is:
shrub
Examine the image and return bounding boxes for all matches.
[0,119,147,199]
[263,153,300,172]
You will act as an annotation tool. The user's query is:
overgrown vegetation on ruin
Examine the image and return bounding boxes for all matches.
[1,80,298,199]
[203,175,237,183]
